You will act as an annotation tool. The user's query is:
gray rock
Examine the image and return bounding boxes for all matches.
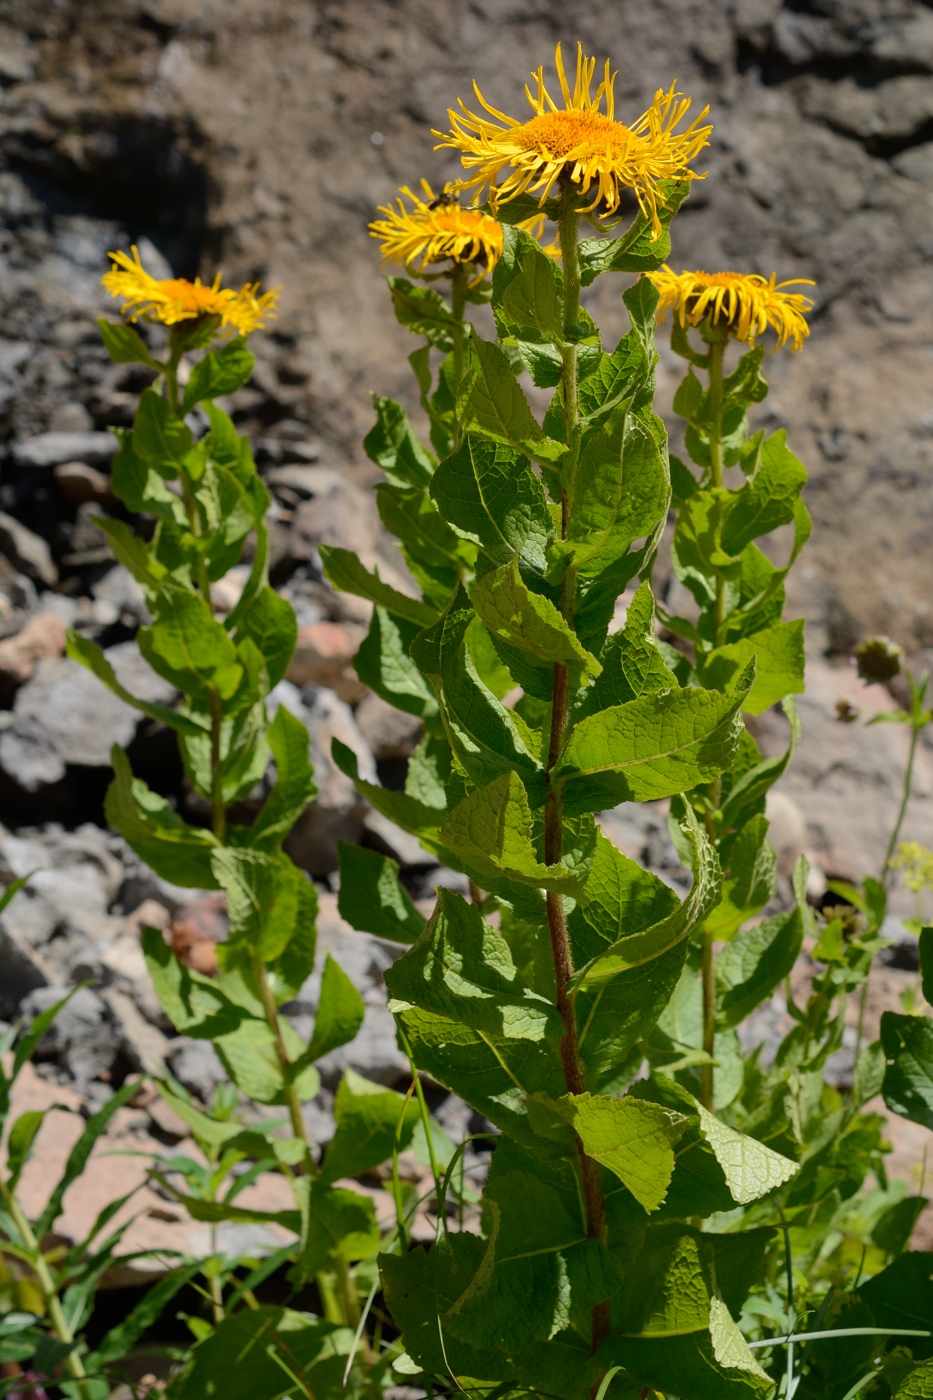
[11,431,118,469]
[0,645,177,790]
[22,985,121,1088]
[354,691,423,761]
[104,987,170,1074]
[0,512,56,587]
[166,1038,227,1103]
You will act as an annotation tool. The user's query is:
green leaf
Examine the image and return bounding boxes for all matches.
[142,926,255,1039]
[354,606,438,722]
[493,224,564,344]
[321,1069,420,1184]
[704,815,777,943]
[211,847,310,965]
[319,544,437,628]
[388,277,459,349]
[364,395,434,487]
[430,435,552,575]
[331,738,446,854]
[882,1012,933,1131]
[459,335,565,464]
[97,318,158,367]
[896,1358,933,1398]
[720,429,808,556]
[306,954,365,1060]
[182,338,255,413]
[700,618,805,715]
[578,182,691,284]
[411,603,545,802]
[233,584,297,690]
[292,1178,380,1283]
[245,705,316,851]
[139,586,242,700]
[167,1307,353,1400]
[860,1254,933,1359]
[6,1110,47,1190]
[564,411,670,578]
[66,631,208,740]
[385,888,560,1047]
[575,581,676,720]
[714,863,806,1027]
[133,387,192,473]
[570,806,721,987]
[440,772,586,898]
[695,1102,797,1202]
[556,1092,687,1211]
[88,1262,203,1372]
[556,673,750,815]
[36,1081,138,1239]
[336,842,424,943]
[720,695,801,830]
[473,556,600,686]
[920,927,933,1005]
[106,747,220,888]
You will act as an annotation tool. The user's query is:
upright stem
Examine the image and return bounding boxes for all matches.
[882,721,921,884]
[547,183,609,1368]
[700,331,729,1111]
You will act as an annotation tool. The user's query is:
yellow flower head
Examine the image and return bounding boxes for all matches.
[890,841,933,895]
[369,180,506,285]
[434,42,712,236]
[647,266,815,351]
[102,246,279,337]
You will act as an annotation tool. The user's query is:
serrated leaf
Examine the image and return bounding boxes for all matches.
[556,673,750,815]
[430,435,552,574]
[704,814,777,943]
[714,874,805,1028]
[182,338,255,412]
[578,182,691,284]
[473,555,600,685]
[440,772,585,897]
[570,806,721,987]
[556,1093,686,1211]
[459,335,564,464]
[563,411,670,579]
[319,544,437,628]
[133,386,192,472]
[107,747,220,888]
[354,605,438,721]
[385,888,560,1045]
[245,704,316,851]
[306,954,365,1061]
[720,429,808,556]
[388,277,459,349]
[139,585,242,700]
[97,318,158,366]
[882,1012,933,1131]
[696,1102,797,1202]
[701,618,805,715]
[292,1177,380,1284]
[321,1069,420,1184]
[364,395,434,487]
[233,583,297,689]
[336,842,424,943]
[575,581,676,720]
[720,695,801,830]
[493,224,564,344]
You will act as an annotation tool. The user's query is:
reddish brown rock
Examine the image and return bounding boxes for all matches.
[0,613,66,697]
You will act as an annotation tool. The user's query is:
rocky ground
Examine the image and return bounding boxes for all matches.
[0,0,930,1265]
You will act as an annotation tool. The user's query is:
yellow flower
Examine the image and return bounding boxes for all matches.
[434,42,712,235]
[369,180,507,285]
[891,842,933,894]
[647,266,815,351]
[102,246,279,337]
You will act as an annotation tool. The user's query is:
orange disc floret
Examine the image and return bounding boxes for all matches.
[647,266,816,351]
[102,246,279,337]
[434,42,712,237]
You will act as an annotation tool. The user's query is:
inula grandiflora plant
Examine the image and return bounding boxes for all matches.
[39,36,933,1400]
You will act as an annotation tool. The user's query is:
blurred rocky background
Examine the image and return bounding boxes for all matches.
[0,0,930,1242]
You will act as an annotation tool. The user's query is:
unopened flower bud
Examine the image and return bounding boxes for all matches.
[853,635,903,685]
[835,698,859,723]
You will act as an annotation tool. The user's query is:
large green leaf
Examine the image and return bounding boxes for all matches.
[472,556,600,687]
[720,429,808,556]
[700,618,805,715]
[291,1177,380,1283]
[106,747,220,888]
[459,335,564,465]
[133,386,192,474]
[166,1307,352,1400]
[554,1092,687,1211]
[182,338,254,412]
[570,806,720,988]
[430,435,551,575]
[575,581,676,720]
[306,953,365,1061]
[388,277,460,349]
[714,859,806,1028]
[492,223,564,344]
[556,669,751,815]
[233,584,297,690]
[385,888,560,1047]
[363,395,434,487]
[336,842,424,943]
[577,181,691,284]
[319,544,437,628]
[563,411,670,579]
[321,1070,419,1184]
[354,605,438,721]
[882,1012,933,1131]
[859,1254,933,1359]
[139,586,242,700]
[440,772,586,898]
